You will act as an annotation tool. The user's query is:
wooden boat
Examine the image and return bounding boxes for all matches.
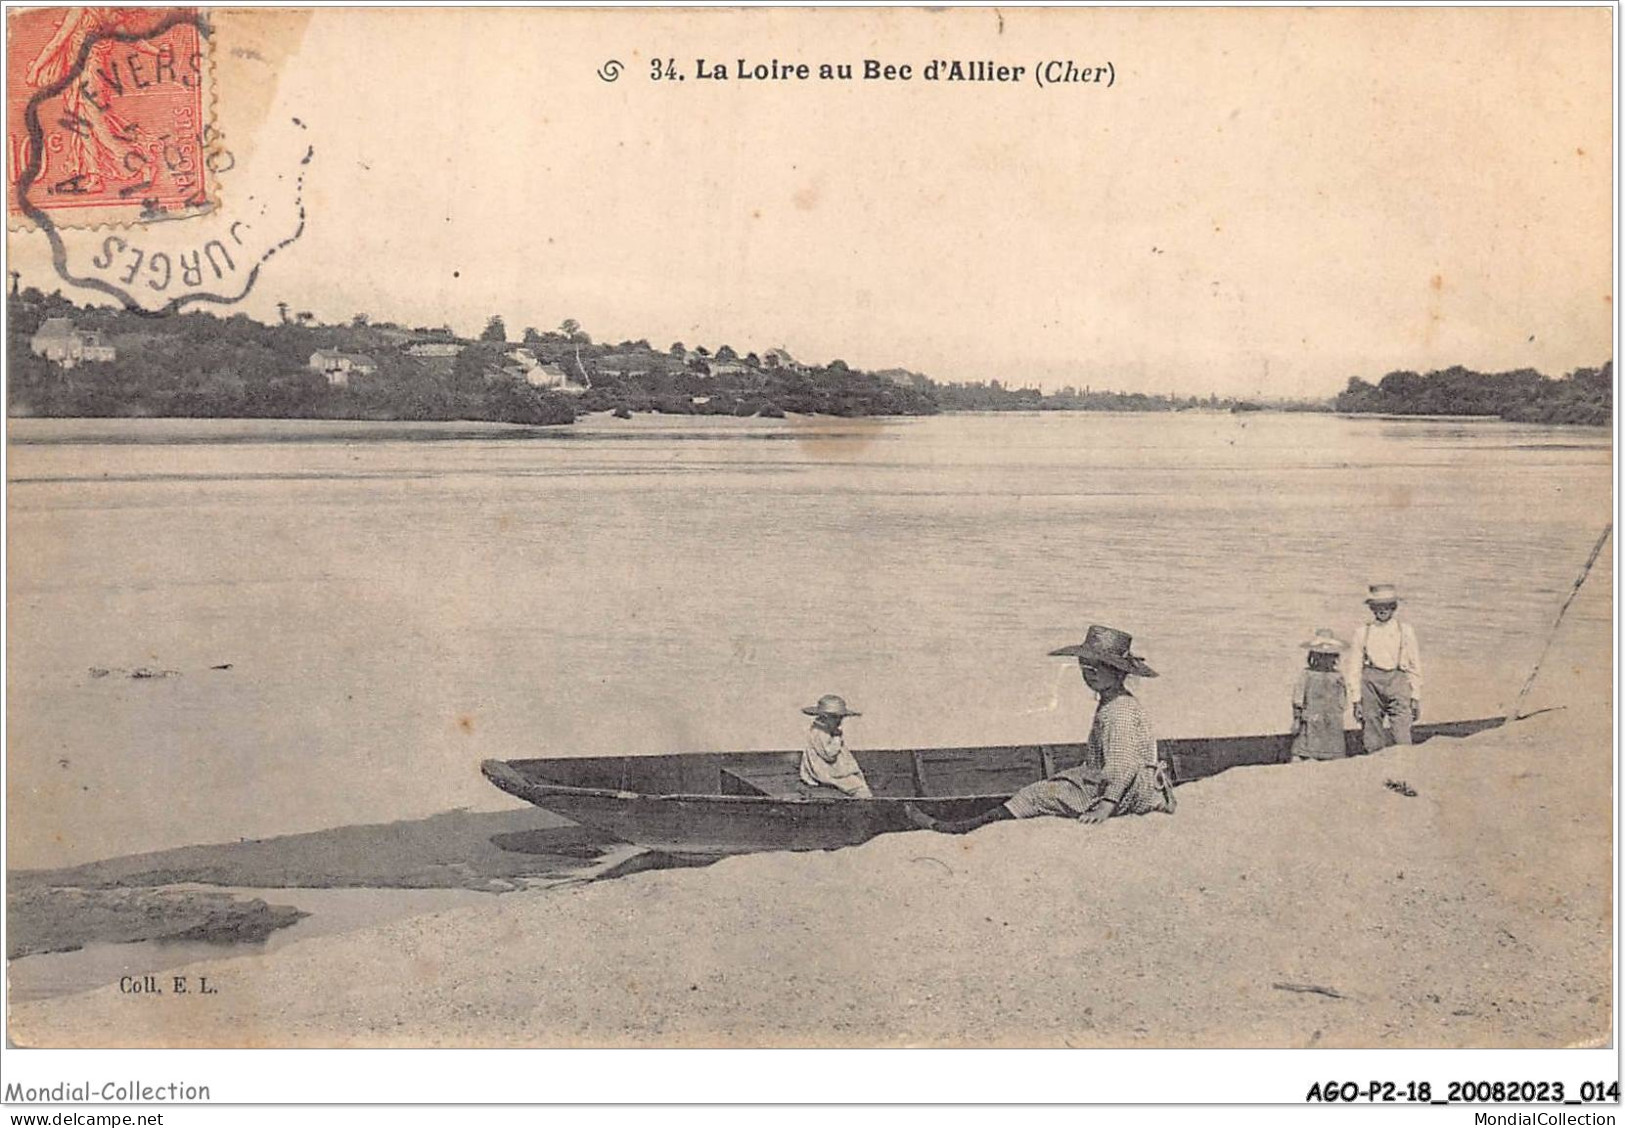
[480,717,1505,857]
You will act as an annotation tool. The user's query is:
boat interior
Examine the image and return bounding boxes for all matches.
[499,717,1506,801]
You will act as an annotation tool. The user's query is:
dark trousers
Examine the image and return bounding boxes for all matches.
[1360,667,1413,752]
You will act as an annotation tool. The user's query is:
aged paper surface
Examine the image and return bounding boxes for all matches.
[3,4,1614,1079]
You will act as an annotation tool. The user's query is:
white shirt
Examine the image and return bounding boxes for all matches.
[1348,618,1423,699]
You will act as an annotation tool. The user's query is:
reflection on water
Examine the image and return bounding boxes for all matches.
[6,412,1612,869]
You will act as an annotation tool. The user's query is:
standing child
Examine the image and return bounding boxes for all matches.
[1292,629,1349,761]
[799,694,873,798]
[1348,583,1422,752]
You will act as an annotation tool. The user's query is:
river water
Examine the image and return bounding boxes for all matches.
[6,412,1612,869]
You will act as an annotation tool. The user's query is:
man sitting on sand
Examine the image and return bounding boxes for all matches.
[908,624,1175,833]
[799,694,873,798]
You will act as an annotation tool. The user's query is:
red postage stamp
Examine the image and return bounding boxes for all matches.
[7,7,214,226]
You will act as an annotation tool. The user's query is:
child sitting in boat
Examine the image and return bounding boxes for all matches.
[799,695,873,798]
[1292,629,1349,761]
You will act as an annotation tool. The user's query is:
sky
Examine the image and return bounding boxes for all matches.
[7,6,1614,397]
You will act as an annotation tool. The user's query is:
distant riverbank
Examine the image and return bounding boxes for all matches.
[5,417,575,446]
[1335,363,1611,426]
[8,404,1612,452]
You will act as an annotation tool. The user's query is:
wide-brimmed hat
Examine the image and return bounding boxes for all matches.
[1364,583,1401,606]
[1048,624,1158,678]
[802,694,861,718]
[1300,628,1347,653]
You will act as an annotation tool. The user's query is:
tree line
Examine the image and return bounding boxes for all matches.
[7,289,1612,426]
[8,294,578,425]
[1334,364,1611,425]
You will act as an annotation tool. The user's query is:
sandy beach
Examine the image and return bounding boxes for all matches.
[10,694,1610,1048]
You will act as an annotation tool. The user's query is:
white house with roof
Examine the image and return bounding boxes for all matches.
[308,349,379,386]
[503,347,589,394]
[30,318,116,368]
[525,362,589,394]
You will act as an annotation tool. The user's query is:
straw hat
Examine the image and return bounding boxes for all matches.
[802,694,861,718]
[1364,583,1401,606]
[1048,624,1158,678]
[1300,628,1347,653]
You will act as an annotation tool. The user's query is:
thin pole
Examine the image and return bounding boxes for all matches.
[1509,522,1612,721]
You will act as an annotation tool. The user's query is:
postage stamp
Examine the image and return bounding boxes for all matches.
[7,7,215,228]
[6,7,312,314]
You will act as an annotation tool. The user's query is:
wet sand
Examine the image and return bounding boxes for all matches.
[7,808,617,963]
[11,808,614,895]
[7,886,307,960]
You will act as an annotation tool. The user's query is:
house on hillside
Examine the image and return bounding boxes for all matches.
[492,349,537,383]
[308,349,379,386]
[500,347,589,394]
[30,318,116,368]
[524,362,589,394]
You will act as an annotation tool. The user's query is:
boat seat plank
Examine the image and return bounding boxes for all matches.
[720,768,776,797]
[719,758,809,800]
